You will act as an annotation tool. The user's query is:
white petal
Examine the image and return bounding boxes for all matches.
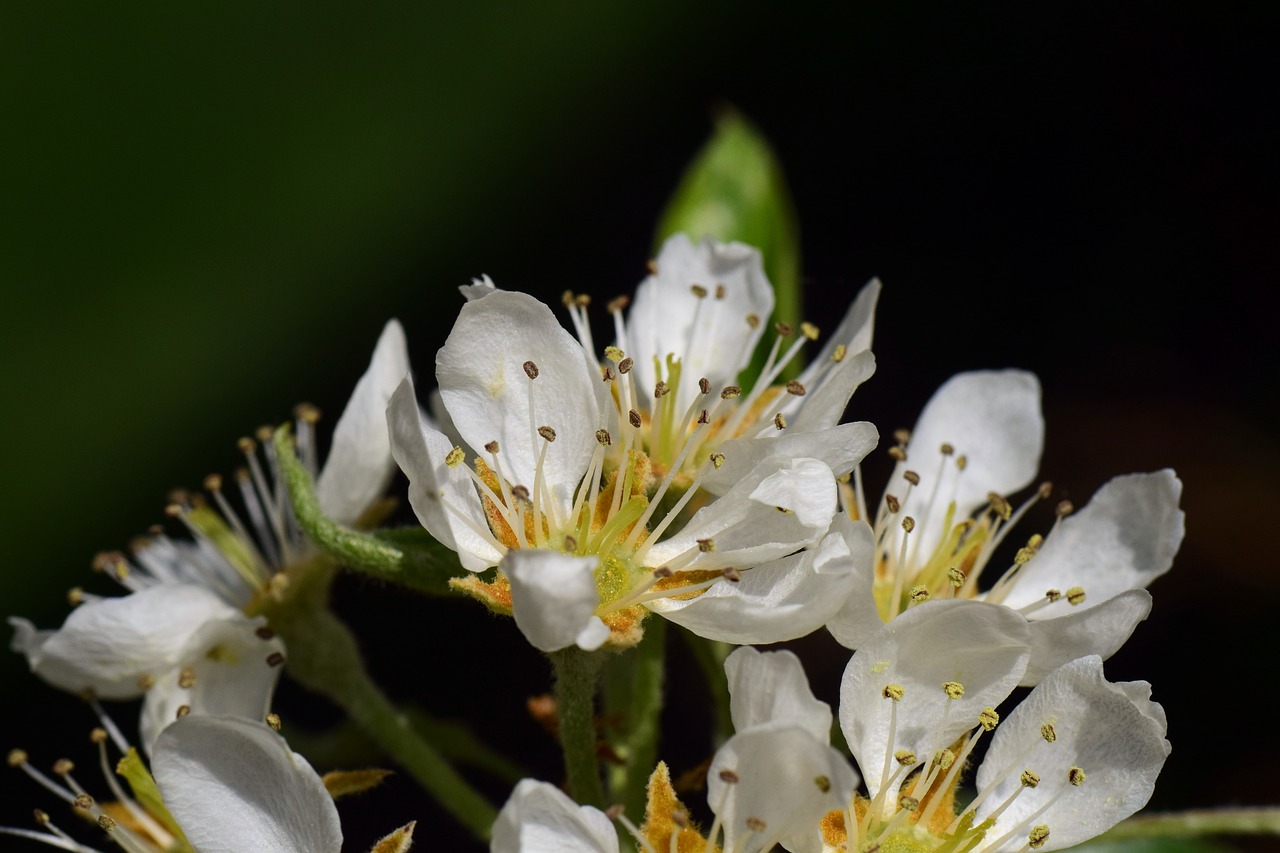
[9,585,240,700]
[998,470,1184,612]
[707,722,857,853]
[787,350,877,433]
[838,600,1030,800]
[822,518,886,651]
[491,778,618,853]
[795,278,881,388]
[649,515,868,645]
[700,421,879,496]
[724,647,832,743]
[153,716,342,853]
[437,290,601,519]
[388,375,504,572]
[975,656,1170,851]
[627,234,774,416]
[643,458,835,572]
[139,616,286,755]
[890,370,1043,561]
[504,550,604,652]
[316,319,411,526]
[459,274,498,301]
[1020,589,1152,686]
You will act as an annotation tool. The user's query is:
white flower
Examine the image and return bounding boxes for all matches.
[3,714,342,853]
[824,369,1186,684]
[9,321,411,747]
[491,779,620,853]
[388,237,882,652]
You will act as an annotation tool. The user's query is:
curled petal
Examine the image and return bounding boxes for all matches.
[504,550,606,652]
[491,779,618,853]
[152,716,343,853]
[316,319,411,526]
[975,656,1170,851]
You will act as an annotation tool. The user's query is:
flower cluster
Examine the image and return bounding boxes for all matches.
[6,233,1184,852]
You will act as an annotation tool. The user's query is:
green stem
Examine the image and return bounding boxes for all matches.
[551,647,607,808]
[679,630,733,746]
[619,618,665,819]
[1098,807,1280,839]
[263,567,497,840]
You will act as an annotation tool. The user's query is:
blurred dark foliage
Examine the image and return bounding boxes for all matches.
[2,4,1277,850]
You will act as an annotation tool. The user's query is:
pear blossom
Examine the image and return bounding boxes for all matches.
[825,369,1185,683]
[9,321,411,747]
[388,236,883,652]
[3,713,348,853]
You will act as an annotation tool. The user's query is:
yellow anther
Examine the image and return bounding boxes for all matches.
[561,290,575,307]
[721,385,742,399]
[943,681,965,700]
[894,749,917,766]
[7,749,28,767]
[883,684,905,701]
[67,587,84,606]
[618,357,634,374]
[90,728,108,745]
[444,447,465,467]
[73,794,94,810]
[898,795,919,812]
[785,380,806,396]
[948,567,967,589]
[137,674,156,691]
[522,361,539,380]
[178,667,196,689]
[690,284,708,298]
[901,516,915,533]
[266,713,282,732]
[988,492,1012,520]
[609,294,632,312]
[176,705,191,719]
[814,775,832,793]
[934,749,955,770]
[774,413,787,430]
[1021,769,1040,788]
[1068,766,1086,786]
[537,426,557,443]
[956,454,968,470]
[1067,587,1086,606]
[595,429,612,446]
[604,345,624,363]
[939,443,954,455]
[710,453,726,469]
[832,344,847,362]
[909,585,930,604]
[978,707,1000,731]
[97,815,117,832]
[888,446,907,461]
[892,428,911,444]
[1041,723,1057,743]
[34,809,49,824]
[52,759,74,776]
[801,322,820,340]
[1038,481,1054,499]
[1029,825,1050,848]
[1056,500,1074,517]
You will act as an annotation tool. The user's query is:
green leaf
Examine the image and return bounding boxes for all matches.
[654,107,802,378]
[273,424,464,595]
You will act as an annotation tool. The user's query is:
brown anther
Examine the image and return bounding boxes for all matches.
[294,403,321,424]
[90,728,108,745]
[618,357,634,375]
[775,321,793,337]
[255,425,273,443]
[745,816,768,833]
[1066,586,1086,606]
[67,587,84,606]
[574,294,591,307]
[609,294,632,312]
[646,259,659,275]
[445,447,465,468]
[654,381,670,399]
[177,667,196,689]
[33,809,49,824]
[266,652,286,667]
[563,535,578,552]
[745,313,761,329]
[697,538,716,553]
[800,321,820,340]
[903,470,920,486]
[690,284,708,298]
[698,377,710,395]
[237,437,256,455]
[1068,766,1086,786]
[176,705,191,719]
[721,385,742,399]
[1045,589,1062,602]
[97,815,117,831]
[73,794,94,810]
[560,290,575,307]
[813,774,832,792]
[901,516,915,533]
[710,453,726,469]
[595,429,612,446]
[885,494,901,513]
[697,409,710,425]
[774,413,787,430]
[203,473,223,491]
[955,455,968,470]
[484,440,500,454]
[7,749,28,767]
[785,380,806,396]
[605,804,625,820]
[988,492,1012,520]
[721,567,741,582]
[939,442,954,455]
[137,674,156,691]
[537,426,557,443]
[511,485,531,504]
[652,566,673,579]
[715,284,726,299]
[671,808,690,828]
[629,410,642,429]
[522,361,539,380]
[1055,500,1074,517]
[1038,481,1054,499]
[887,446,907,461]
[719,769,740,784]
[52,759,74,776]
[266,713,282,732]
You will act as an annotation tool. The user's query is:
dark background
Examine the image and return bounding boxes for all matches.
[3,4,1277,850]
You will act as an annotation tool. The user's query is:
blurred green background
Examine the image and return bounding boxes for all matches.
[3,4,1278,850]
